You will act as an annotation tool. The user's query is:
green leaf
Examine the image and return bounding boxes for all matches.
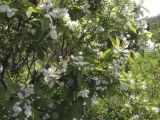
[116,36,120,47]
[130,25,137,34]
[109,36,116,48]
[28,7,38,13]
[37,50,44,59]
[40,17,50,33]
[100,49,111,59]
[51,112,60,120]
[31,108,40,120]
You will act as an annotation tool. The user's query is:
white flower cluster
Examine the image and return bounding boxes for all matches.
[130,95,139,102]
[38,1,78,31]
[131,114,139,120]
[151,107,160,113]
[12,102,22,117]
[0,2,17,18]
[49,25,58,39]
[121,36,130,48]
[126,72,135,84]
[136,20,148,29]
[12,101,32,119]
[51,8,79,30]
[97,25,105,32]
[71,52,87,68]
[78,89,90,98]
[91,94,98,105]
[17,84,35,100]
[11,84,34,119]
[43,113,50,120]
[25,23,36,35]
[38,0,53,11]
[110,56,128,77]
[119,71,135,91]
[92,77,107,92]
[121,5,132,15]
[145,40,155,50]
[141,81,147,90]
[43,67,64,88]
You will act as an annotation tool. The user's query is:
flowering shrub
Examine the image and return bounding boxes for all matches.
[0,0,159,119]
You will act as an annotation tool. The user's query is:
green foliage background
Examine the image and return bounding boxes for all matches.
[0,0,159,120]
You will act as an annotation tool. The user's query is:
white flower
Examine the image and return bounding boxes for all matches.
[17,92,24,99]
[18,84,35,99]
[12,102,22,113]
[30,29,36,35]
[125,21,131,27]
[37,0,53,10]
[121,6,132,15]
[95,80,101,86]
[129,79,135,84]
[78,89,90,98]
[46,2,53,9]
[58,82,64,87]
[49,11,57,18]
[49,29,58,39]
[145,40,155,50]
[24,104,32,117]
[98,26,105,32]
[70,55,75,60]
[136,20,148,29]
[7,8,17,18]
[59,56,63,61]
[43,67,57,76]
[37,3,46,10]
[63,13,70,22]
[24,85,34,98]
[141,20,148,29]
[131,114,139,120]
[12,112,19,118]
[67,20,78,30]
[12,102,22,117]
[79,51,83,55]
[0,4,17,18]
[91,95,98,104]
[48,81,54,88]
[50,25,56,30]
[0,65,3,73]
[122,39,130,48]
[141,81,147,90]
[151,107,160,113]
[0,4,10,13]
[126,34,131,39]
[43,113,50,120]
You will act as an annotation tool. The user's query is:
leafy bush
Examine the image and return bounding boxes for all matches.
[0,0,159,120]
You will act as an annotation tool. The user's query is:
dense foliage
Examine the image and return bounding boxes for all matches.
[148,15,160,41]
[0,0,159,120]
